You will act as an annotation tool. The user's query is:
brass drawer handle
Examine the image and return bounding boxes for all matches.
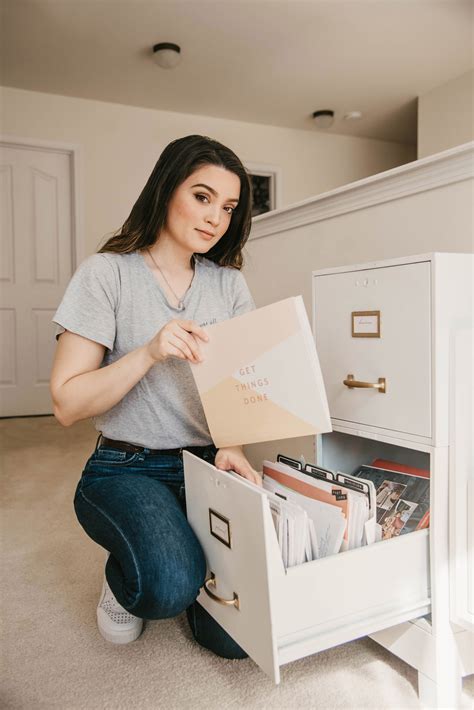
[343,374,386,393]
[203,573,240,610]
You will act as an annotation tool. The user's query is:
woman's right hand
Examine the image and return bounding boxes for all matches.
[147,319,210,364]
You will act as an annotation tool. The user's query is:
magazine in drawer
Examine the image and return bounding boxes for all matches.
[184,453,431,683]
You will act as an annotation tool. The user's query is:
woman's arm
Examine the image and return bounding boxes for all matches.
[50,319,209,427]
[50,332,155,426]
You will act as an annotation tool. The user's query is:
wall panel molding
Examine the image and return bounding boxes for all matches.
[249,142,474,241]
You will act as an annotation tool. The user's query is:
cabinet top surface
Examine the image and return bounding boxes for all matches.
[312,252,473,277]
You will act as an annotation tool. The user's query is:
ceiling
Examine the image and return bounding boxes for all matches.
[2,0,473,145]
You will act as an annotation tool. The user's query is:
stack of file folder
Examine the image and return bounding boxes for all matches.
[247,455,429,569]
[254,454,377,568]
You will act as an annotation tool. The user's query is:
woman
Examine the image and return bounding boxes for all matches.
[50,135,260,657]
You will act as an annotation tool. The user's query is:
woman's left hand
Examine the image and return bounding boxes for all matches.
[214,446,262,487]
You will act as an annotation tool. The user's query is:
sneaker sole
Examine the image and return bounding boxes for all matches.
[97,612,143,645]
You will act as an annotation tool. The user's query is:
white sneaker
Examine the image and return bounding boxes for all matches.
[96,578,143,644]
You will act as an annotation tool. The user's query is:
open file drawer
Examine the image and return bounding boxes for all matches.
[183,452,431,684]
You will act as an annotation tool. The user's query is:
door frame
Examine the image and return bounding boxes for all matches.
[0,134,84,271]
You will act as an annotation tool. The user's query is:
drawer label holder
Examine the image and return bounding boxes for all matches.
[352,310,381,337]
[209,508,232,548]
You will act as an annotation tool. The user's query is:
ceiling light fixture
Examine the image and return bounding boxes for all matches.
[344,111,363,121]
[152,42,181,69]
[312,110,335,129]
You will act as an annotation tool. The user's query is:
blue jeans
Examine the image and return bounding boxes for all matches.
[73,442,247,659]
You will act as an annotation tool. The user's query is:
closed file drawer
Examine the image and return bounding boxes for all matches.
[313,261,431,439]
[184,452,431,684]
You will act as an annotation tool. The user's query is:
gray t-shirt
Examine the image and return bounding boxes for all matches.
[53,251,255,448]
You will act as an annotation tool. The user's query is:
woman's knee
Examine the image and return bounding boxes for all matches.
[132,546,207,619]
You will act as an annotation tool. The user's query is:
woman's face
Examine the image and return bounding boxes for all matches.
[162,164,241,254]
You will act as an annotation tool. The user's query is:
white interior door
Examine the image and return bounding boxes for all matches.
[0,143,74,416]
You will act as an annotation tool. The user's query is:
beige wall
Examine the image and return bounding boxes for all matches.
[246,180,473,312]
[1,86,415,257]
[243,161,473,468]
[418,70,474,158]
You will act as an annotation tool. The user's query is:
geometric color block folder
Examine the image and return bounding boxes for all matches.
[190,296,332,447]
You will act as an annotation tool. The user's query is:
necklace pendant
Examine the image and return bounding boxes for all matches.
[177,301,185,311]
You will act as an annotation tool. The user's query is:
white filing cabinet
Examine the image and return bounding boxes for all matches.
[184,253,473,708]
[313,253,473,709]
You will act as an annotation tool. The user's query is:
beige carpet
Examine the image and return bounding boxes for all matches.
[2,416,472,710]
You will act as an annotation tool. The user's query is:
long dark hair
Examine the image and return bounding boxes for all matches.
[98,135,253,269]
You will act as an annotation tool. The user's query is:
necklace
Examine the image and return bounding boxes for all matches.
[147,248,193,311]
